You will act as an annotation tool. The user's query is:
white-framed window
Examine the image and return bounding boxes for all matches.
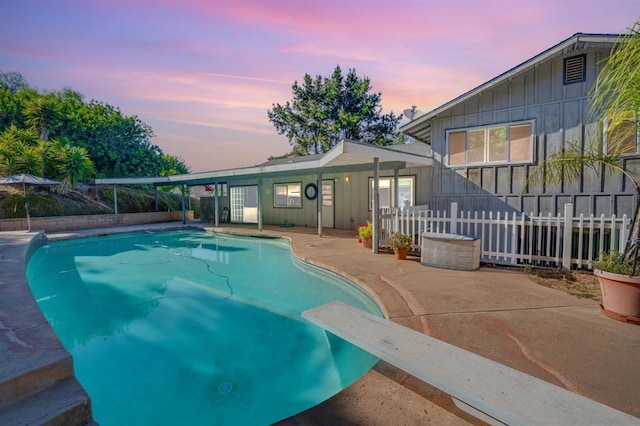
[604,113,640,155]
[368,176,415,210]
[274,182,302,208]
[447,121,534,167]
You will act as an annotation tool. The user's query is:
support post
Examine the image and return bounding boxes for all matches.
[258,179,263,231]
[181,184,186,224]
[393,168,400,209]
[373,157,380,253]
[214,183,219,227]
[113,184,118,215]
[317,173,323,237]
[562,203,574,270]
[154,187,159,212]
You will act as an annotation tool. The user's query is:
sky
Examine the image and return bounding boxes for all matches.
[1,1,639,173]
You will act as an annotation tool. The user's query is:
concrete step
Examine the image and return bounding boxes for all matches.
[0,323,75,409]
[0,377,92,426]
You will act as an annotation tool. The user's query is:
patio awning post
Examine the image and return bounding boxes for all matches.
[181,184,186,224]
[394,168,400,209]
[373,157,380,253]
[257,179,263,231]
[214,183,219,227]
[23,182,31,231]
[154,187,159,212]
[113,184,118,215]
[317,173,323,237]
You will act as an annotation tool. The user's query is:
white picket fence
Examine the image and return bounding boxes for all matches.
[380,203,631,270]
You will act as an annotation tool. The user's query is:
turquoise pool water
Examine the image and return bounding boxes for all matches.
[26,230,381,425]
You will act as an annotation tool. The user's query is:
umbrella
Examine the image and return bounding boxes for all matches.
[0,173,61,231]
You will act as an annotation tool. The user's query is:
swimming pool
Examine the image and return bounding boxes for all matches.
[26,230,381,425]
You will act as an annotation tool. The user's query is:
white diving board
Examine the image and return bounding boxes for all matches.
[302,301,639,426]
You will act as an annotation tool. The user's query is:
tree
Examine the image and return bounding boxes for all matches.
[528,20,640,265]
[160,154,190,176]
[267,65,401,155]
[24,95,59,140]
[55,142,95,191]
[0,73,187,180]
[0,71,27,93]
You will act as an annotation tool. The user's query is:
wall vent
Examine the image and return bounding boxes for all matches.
[564,54,586,84]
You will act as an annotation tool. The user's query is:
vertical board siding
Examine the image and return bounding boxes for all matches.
[428,46,635,220]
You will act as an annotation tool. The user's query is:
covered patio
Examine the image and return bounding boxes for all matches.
[95,140,432,252]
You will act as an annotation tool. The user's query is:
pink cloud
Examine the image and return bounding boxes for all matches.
[1,0,637,174]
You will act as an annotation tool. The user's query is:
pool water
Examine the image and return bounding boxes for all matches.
[26,230,381,425]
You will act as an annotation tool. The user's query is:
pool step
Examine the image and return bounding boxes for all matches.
[0,376,92,425]
[0,232,94,425]
[0,332,74,409]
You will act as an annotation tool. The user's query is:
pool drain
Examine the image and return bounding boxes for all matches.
[218,382,233,394]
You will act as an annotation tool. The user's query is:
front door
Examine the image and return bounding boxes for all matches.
[321,180,334,228]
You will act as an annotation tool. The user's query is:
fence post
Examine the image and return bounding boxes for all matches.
[562,203,574,270]
[450,202,458,234]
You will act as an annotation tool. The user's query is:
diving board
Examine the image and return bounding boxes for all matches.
[302,301,639,426]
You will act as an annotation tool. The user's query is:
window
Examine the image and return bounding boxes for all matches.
[446,121,533,167]
[564,55,586,84]
[604,112,639,155]
[274,183,302,208]
[369,176,415,210]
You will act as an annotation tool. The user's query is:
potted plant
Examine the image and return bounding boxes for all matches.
[387,232,412,260]
[357,221,373,248]
[593,251,640,324]
[528,20,640,324]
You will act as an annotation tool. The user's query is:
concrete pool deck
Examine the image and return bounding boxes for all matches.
[1,221,639,424]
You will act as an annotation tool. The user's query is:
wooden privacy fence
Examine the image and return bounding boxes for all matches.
[380,203,631,270]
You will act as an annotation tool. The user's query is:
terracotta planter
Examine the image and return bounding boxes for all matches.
[594,269,640,325]
[393,247,409,260]
[362,238,372,249]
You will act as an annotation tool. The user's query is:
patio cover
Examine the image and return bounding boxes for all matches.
[94,140,432,243]
[95,140,431,187]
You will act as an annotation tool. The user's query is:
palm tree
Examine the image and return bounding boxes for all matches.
[528,20,640,265]
[24,95,59,141]
[0,126,41,176]
[55,143,95,191]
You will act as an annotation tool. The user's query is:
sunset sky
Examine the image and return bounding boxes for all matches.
[1,1,638,173]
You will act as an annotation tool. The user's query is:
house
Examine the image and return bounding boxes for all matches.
[96,140,432,236]
[400,33,637,219]
[195,141,431,232]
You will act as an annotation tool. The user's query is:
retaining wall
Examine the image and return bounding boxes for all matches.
[0,211,194,233]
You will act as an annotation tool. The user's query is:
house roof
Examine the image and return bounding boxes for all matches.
[400,33,620,144]
[94,140,432,187]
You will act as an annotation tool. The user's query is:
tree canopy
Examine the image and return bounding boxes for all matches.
[267,65,402,156]
[0,71,190,186]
